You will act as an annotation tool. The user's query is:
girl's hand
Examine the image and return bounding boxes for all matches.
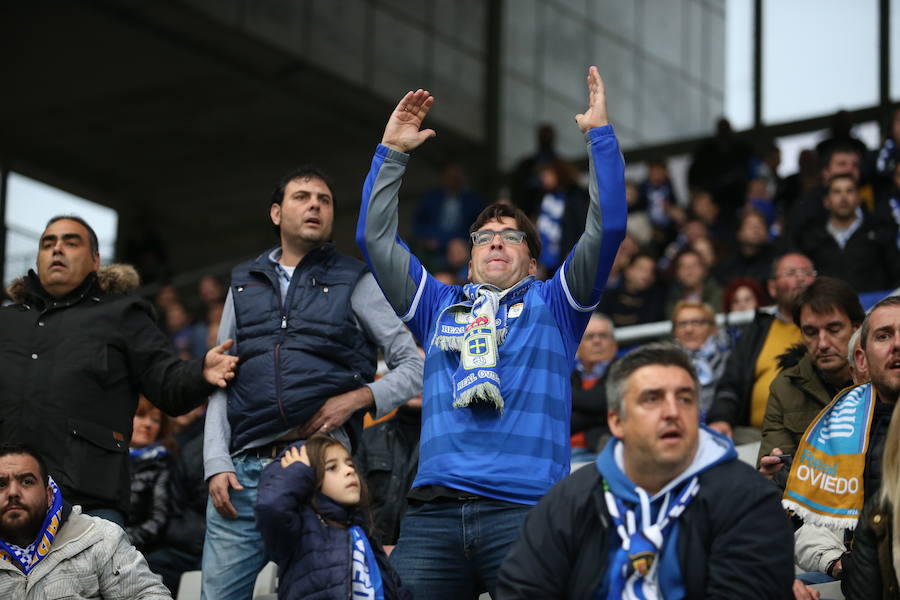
[281,445,309,468]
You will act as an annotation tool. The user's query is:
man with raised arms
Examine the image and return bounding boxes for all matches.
[356,67,626,598]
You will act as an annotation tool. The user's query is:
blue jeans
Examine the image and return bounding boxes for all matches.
[390,498,531,600]
[201,456,271,600]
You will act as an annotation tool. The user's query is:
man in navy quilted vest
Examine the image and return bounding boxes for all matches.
[201,165,423,600]
[356,66,627,599]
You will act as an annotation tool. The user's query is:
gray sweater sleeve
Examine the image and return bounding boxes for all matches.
[357,146,421,317]
[203,289,236,480]
[562,127,627,308]
[352,273,424,417]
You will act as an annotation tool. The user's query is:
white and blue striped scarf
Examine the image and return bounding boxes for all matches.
[0,477,64,574]
[432,276,534,413]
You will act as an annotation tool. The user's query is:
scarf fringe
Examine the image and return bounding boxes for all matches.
[452,382,505,414]
[782,500,860,532]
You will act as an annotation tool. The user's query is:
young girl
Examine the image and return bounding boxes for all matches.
[255,434,410,600]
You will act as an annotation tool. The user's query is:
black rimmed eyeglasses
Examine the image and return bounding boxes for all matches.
[470,229,527,246]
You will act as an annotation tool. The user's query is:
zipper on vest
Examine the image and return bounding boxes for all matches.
[273,343,289,426]
[281,315,287,329]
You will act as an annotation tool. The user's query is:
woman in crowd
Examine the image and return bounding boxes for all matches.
[126,396,173,553]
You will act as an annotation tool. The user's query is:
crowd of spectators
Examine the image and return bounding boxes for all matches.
[2,74,900,599]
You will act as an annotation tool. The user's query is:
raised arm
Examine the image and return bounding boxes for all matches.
[357,90,454,340]
[562,67,627,308]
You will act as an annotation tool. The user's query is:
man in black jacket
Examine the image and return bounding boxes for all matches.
[355,396,422,552]
[793,174,900,293]
[707,253,815,441]
[496,343,794,599]
[0,216,238,525]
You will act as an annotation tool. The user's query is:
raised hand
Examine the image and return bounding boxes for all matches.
[281,445,309,469]
[574,66,610,133]
[381,89,436,153]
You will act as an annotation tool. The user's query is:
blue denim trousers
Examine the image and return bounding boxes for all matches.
[389,498,531,600]
[201,455,271,600]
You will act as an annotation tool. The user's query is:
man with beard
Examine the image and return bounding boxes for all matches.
[0,444,170,598]
[787,296,900,583]
[707,253,816,442]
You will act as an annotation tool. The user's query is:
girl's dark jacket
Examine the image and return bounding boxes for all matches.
[254,448,411,600]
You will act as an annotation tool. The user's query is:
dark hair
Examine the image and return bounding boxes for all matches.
[269,166,336,236]
[769,252,812,280]
[468,202,541,260]
[134,396,178,455]
[45,215,99,255]
[824,141,863,166]
[825,173,857,193]
[860,295,900,350]
[304,434,371,524]
[722,277,767,313]
[738,207,767,229]
[605,342,698,416]
[0,444,49,486]
[674,247,705,272]
[791,276,865,328]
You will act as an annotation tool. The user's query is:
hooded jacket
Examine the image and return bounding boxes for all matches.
[0,506,171,599]
[254,446,411,600]
[0,266,213,514]
[496,429,795,599]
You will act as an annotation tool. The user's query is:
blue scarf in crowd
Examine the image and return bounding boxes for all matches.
[595,429,735,600]
[129,442,169,462]
[431,276,534,413]
[0,476,64,574]
[349,525,384,600]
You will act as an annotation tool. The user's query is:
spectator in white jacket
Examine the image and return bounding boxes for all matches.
[0,444,171,599]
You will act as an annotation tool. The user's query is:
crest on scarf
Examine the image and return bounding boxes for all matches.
[629,550,655,577]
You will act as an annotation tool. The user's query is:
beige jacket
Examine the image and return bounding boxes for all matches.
[0,507,171,599]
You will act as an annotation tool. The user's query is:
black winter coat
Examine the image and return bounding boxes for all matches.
[0,266,213,514]
[496,458,795,599]
[570,367,612,451]
[354,406,421,546]
[843,498,900,600]
[792,212,900,293]
[707,310,776,427]
[255,450,411,600]
[126,449,170,551]
[160,420,207,557]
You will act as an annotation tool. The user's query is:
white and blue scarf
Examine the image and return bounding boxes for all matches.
[0,477,64,574]
[129,442,168,462]
[432,277,534,413]
[595,429,735,600]
[349,525,384,600]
